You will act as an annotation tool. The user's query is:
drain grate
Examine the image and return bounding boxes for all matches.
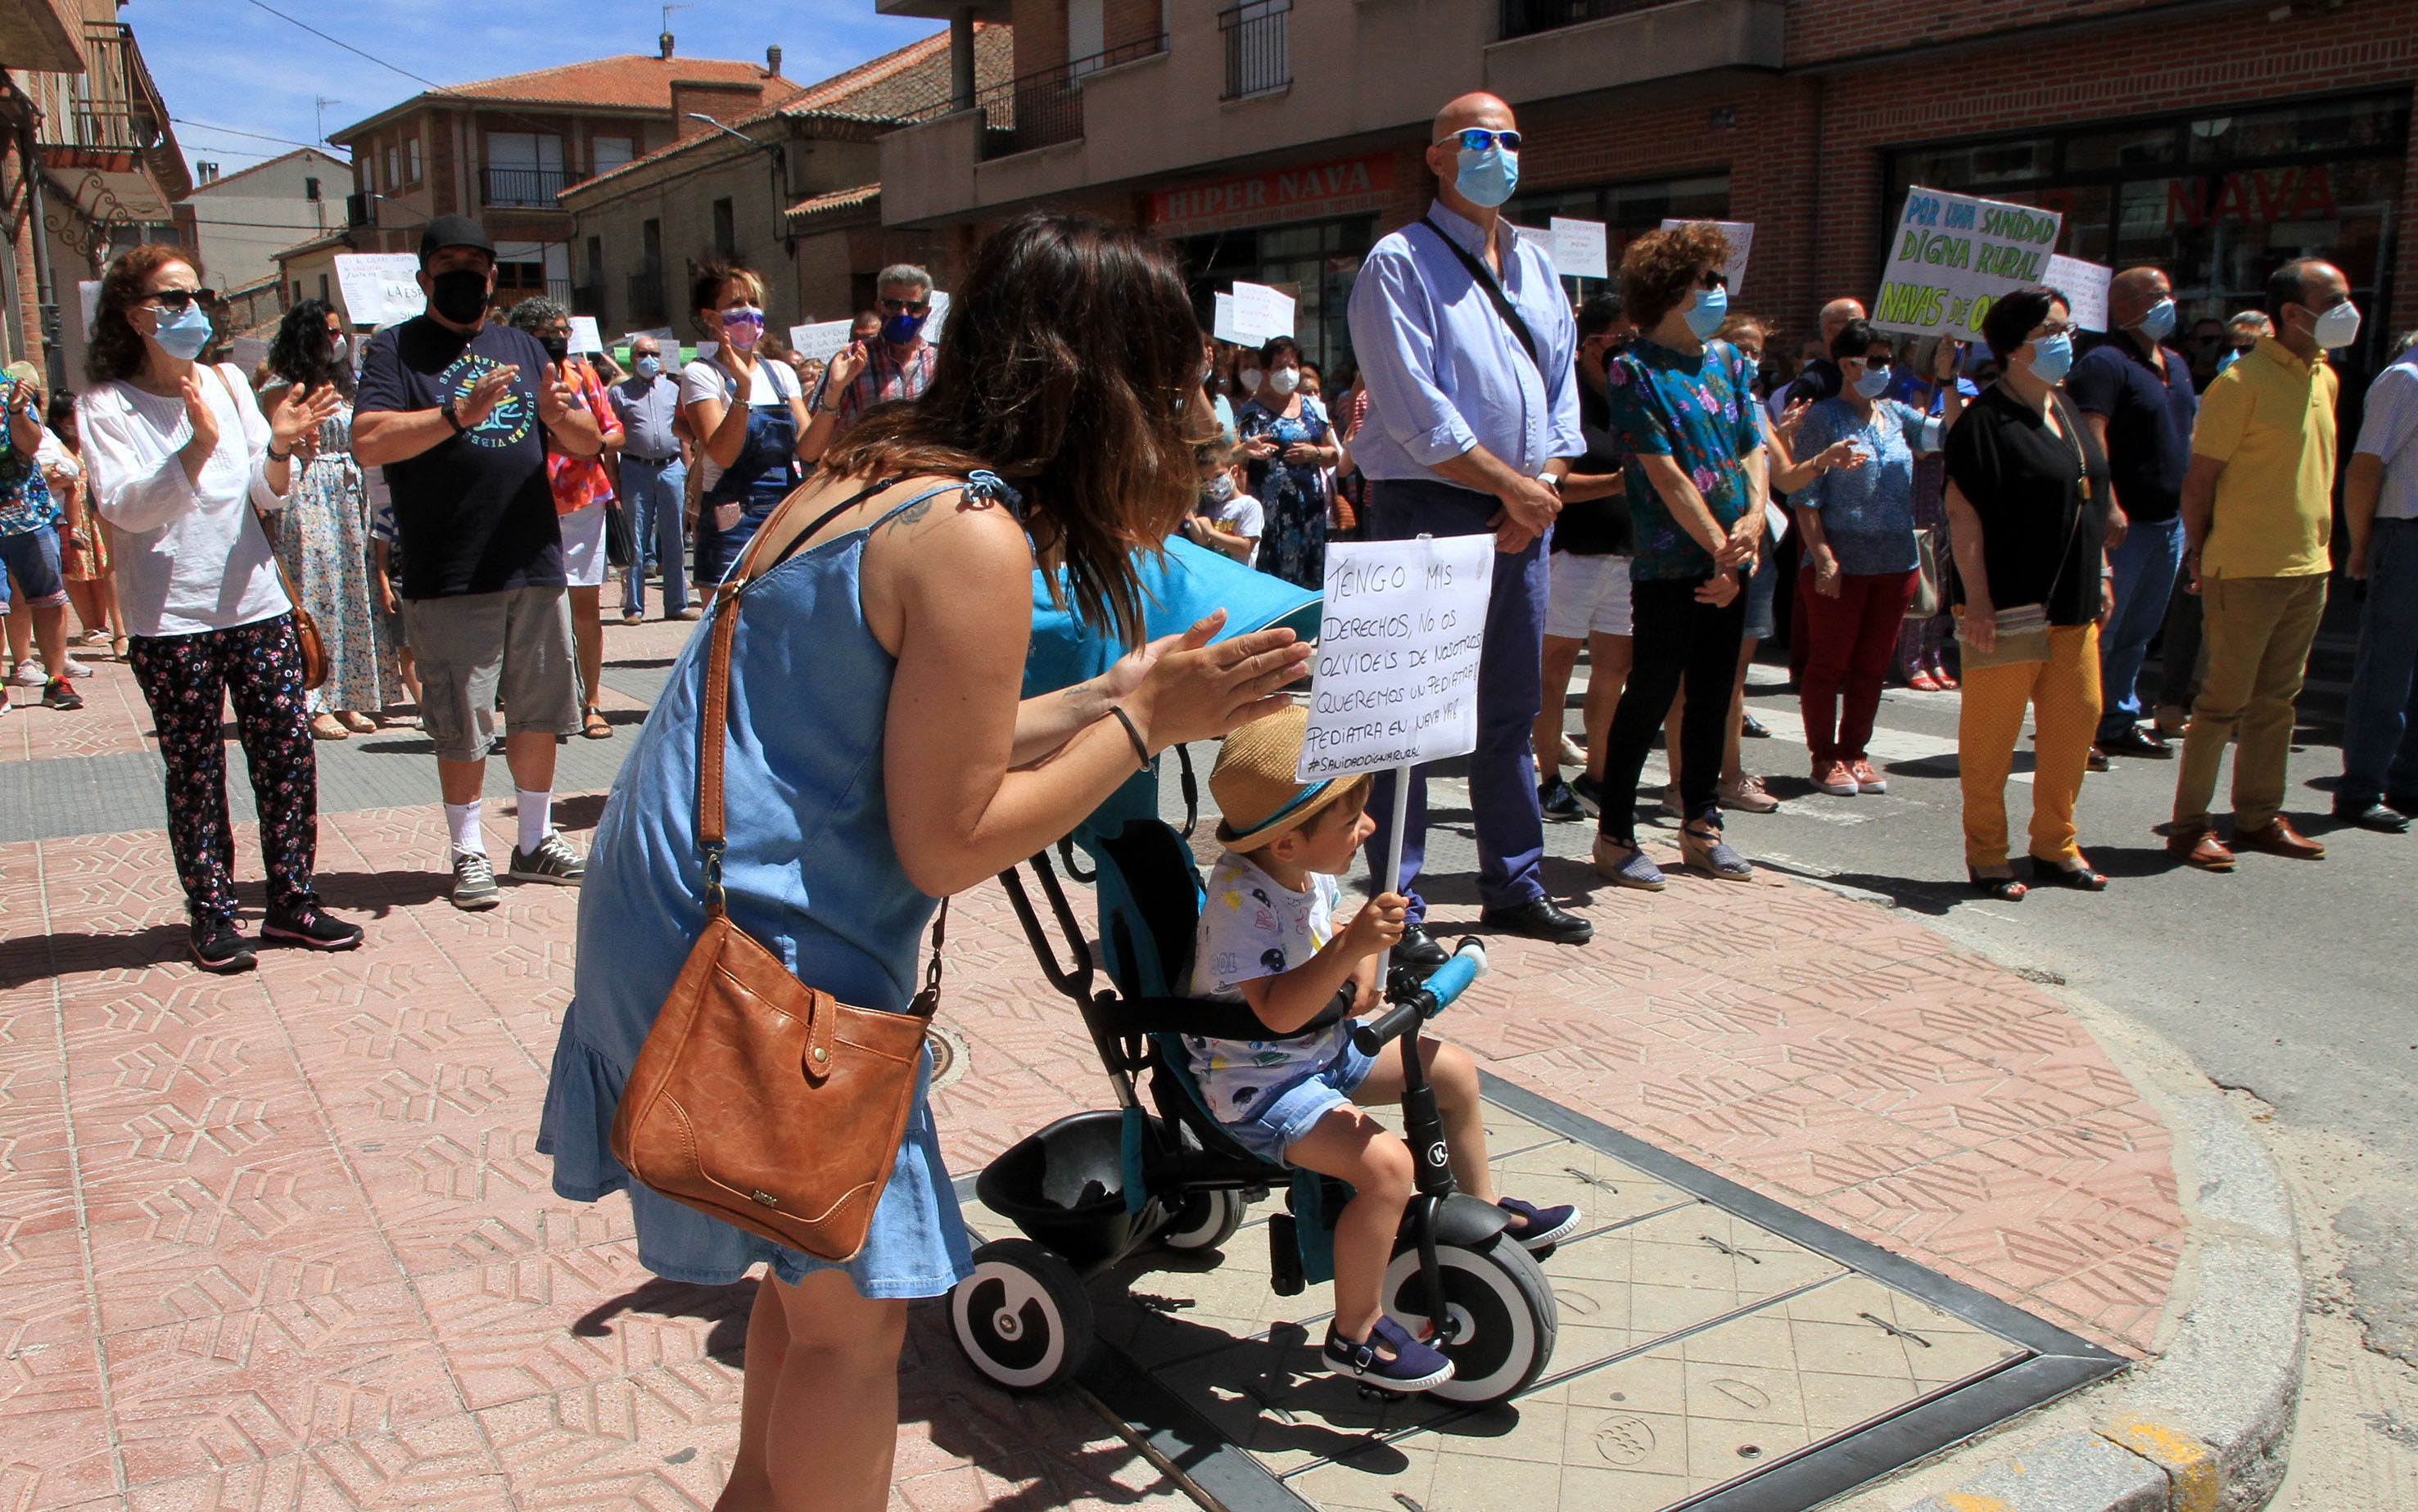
[959,1071,2122,1512]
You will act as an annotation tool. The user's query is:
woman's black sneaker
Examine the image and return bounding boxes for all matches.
[1537,776,1584,821]
[190,920,257,974]
[263,897,364,951]
[1322,1316,1455,1392]
[1568,773,1607,819]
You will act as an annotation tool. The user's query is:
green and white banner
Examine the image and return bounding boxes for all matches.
[1871,187,2062,338]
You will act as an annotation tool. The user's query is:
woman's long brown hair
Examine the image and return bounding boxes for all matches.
[88,245,203,385]
[820,212,1204,647]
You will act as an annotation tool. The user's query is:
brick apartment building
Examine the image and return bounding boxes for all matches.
[876,0,2416,395]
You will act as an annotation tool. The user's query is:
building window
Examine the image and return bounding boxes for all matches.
[593,136,633,176]
[406,138,422,184]
[319,273,329,302]
[586,235,603,284]
[304,177,320,202]
[1068,0,1104,71]
[385,145,400,190]
[1884,91,2407,375]
[713,196,735,258]
[293,280,303,305]
[485,131,567,206]
[1220,0,1290,101]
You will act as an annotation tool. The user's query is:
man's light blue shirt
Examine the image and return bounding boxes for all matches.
[2354,350,2418,523]
[1347,200,1584,483]
[608,372,684,461]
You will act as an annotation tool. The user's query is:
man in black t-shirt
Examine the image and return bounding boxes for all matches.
[1534,294,1638,819]
[355,214,605,909]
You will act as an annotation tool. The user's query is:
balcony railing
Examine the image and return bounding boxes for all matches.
[1501,0,1670,38]
[482,165,578,208]
[985,34,1165,159]
[25,22,169,157]
[1219,0,1291,100]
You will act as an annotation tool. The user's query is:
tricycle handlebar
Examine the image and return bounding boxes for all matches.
[1350,940,1487,1054]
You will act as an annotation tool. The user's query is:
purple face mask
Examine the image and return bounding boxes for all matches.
[720,305,764,350]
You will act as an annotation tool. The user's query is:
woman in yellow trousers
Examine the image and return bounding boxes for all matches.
[1941,288,2117,900]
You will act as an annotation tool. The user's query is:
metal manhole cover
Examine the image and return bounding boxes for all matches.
[927,1022,969,1090]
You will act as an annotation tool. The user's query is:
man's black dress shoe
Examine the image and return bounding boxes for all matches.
[1478,896,1594,946]
[2099,725,2172,759]
[1393,925,1452,970]
[2335,800,2411,834]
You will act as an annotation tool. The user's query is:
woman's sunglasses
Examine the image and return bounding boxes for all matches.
[144,288,217,312]
[1439,128,1521,152]
[1695,269,1729,291]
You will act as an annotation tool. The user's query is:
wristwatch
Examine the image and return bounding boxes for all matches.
[440,398,465,435]
[1537,471,1562,492]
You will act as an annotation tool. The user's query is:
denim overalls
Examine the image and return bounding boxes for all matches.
[698,363,798,586]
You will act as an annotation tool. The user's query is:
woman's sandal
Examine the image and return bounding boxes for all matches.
[2032,857,2108,891]
[339,711,378,734]
[308,713,350,741]
[1679,822,1754,881]
[581,706,613,740]
[1967,866,2027,900]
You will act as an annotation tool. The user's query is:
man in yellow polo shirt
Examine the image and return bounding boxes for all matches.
[2167,258,2355,869]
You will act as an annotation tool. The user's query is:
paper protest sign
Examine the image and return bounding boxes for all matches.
[923,291,951,344]
[332,253,425,327]
[567,315,603,354]
[1661,219,1754,289]
[1872,187,2062,338]
[1230,281,1295,345]
[77,281,98,339]
[1297,535,1495,782]
[2046,255,2113,332]
[230,336,269,376]
[788,320,854,363]
[1548,218,1607,279]
[1212,291,1241,345]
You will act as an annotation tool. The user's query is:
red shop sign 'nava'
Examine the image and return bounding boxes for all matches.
[1148,152,1397,237]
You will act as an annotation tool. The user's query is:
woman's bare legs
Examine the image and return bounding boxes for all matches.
[570,584,604,717]
[1534,634,1586,779]
[715,1267,911,1512]
[1581,632,1632,782]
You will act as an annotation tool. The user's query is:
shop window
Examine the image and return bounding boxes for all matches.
[1177,214,1375,376]
[1885,92,2407,376]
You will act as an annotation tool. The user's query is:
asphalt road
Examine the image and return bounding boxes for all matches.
[1529,616,2418,1498]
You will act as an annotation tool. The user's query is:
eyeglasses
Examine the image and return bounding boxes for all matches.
[144,288,217,312]
[879,298,930,316]
[1436,128,1521,153]
[2035,323,2079,340]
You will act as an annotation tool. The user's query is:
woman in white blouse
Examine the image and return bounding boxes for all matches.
[76,246,364,974]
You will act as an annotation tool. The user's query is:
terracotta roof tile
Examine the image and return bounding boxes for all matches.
[445,54,791,112]
[784,183,881,223]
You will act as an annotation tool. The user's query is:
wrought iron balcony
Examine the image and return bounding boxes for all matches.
[1219,0,1290,101]
[482,165,579,208]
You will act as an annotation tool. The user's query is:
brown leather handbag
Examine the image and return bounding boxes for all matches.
[609,500,943,1262]
[211,364,328,690]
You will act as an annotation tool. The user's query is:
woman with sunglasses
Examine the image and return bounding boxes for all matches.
[1943,287,2114,899]
[1792,318,1960,799]
[681,263,808,587]
[76,245,362,971]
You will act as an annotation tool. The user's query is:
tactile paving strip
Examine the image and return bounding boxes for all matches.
[959,1073,2122,1512]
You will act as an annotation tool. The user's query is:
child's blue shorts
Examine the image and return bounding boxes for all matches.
[1214,1040,1379,1163]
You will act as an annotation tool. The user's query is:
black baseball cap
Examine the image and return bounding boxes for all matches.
[419,214,495,266]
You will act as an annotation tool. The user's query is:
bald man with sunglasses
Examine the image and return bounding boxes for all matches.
[1346,92,1592,959]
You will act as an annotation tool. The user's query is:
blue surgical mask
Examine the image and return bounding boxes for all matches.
[1684,285,1729,341]
[2027,331,2074,384]
[635,355,662,380]
[882,309,928,345]
[2136,299,2176,341]
[152,302,212,361]
[1852,363,1892,399]
[1455,144,1519,209]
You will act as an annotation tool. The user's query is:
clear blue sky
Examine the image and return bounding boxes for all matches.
[135,0,940,176]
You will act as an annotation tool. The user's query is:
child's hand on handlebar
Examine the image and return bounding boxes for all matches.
[1343,891,1408,960]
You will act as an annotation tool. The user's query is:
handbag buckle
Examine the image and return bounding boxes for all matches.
[702,842,726,911]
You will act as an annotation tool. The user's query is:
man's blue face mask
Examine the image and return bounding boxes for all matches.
[2136,298,2177,341]
[1454,143,1519,208]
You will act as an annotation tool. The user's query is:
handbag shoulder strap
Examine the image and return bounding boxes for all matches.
[205,362,308,612]
[1417,216,1541,369]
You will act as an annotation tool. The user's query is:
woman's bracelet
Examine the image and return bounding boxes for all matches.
[1106,705,1151,770]
[266,444,292,463]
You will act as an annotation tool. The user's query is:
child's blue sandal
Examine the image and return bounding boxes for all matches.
[1322,1316,1456,1392]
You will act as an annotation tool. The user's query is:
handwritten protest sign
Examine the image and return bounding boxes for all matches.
[1872,187,2062,338]
[2046,255,2113,332]
[1548,218,1607,280]
[1230,281,1295,345]
[1212,291,1241,345]
[567,315,603,355]
[788,320,854,363]
[332,253,425,327]
[1661,219,1754,290]
[923,291,951,344]
[1298,535,1495,782]
[77,281,98,339]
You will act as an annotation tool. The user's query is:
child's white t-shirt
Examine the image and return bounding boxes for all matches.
[1184,850,1351,1122]
[1201,493,1263,566]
